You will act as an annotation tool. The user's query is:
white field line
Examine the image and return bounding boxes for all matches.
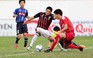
[0,47,92,58]
[0,52,35,58]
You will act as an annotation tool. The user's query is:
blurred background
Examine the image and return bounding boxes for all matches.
[0,0,93,36]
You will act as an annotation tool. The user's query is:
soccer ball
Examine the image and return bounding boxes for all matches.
[35,44,43,52]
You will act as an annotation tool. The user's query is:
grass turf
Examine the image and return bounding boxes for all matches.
[0,36,93,58]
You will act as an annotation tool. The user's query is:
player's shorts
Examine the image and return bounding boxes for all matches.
[65,31,75,42]
[16,22,28,35]
[36,27,51,38]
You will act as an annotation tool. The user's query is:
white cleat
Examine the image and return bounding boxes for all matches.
[27,46,32,51]
[61,48,68,51]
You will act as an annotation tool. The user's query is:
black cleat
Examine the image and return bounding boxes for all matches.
[44,49,51,53]
[79,46,84,51]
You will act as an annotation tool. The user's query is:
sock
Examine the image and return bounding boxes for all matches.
[72,42,79,46]
[24,38,28,47]
[59,39,64,47]
[50,34,60,51]
[58,43,64,50]
[15,37,20,44]
[30,33,39,47]
[68,43,80,49]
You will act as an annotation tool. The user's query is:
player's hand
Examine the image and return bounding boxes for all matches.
[27,16,34,20]
[57,31,62,34]
[13,14,18,18]
[27,16,31,20]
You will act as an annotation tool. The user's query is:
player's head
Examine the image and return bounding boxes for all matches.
[45,6,53,15]
[19,0,25,8]
[53,26,60,32]
[54,9,63,19]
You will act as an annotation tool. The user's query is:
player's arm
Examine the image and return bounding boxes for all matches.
[27,12,41,20]
[13,14,18,18]
[25,10,31,20]
[26,16,32,20]
[13,9,18,18]
[59,24,68,33]
[24,12,41,24]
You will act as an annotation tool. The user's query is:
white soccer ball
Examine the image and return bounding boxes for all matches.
[35,44,43,52]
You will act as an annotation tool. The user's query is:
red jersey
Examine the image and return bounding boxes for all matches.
[59,16,74,32]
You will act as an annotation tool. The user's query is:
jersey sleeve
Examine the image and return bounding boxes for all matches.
[25,10,28,17]
[34,12,41,18]
[13,9,18,15]
[64,16,69,24]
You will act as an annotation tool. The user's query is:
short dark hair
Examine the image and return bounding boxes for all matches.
[54,9,63,16]
[53,26,60,31]
[46,6,53,12]
[19,0,25,4]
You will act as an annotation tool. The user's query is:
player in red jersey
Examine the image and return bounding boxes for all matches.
[45,9,84,52]
[25,6,55,50]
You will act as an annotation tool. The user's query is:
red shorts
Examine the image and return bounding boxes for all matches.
[65,31,75,42]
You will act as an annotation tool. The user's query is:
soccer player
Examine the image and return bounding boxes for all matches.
[45,9,84,52]
[48,26,63,49]
[51,26,83,51]
[13,0,30,49]
[25,6,55,50]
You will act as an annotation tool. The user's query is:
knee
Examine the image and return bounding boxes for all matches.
[36,28,42,33]
[23,33,28,38]
[17,35,21,39]
[48,36,54,42]
[60,33,66,39]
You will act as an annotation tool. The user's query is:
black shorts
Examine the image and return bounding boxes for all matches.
[16,22,28,35]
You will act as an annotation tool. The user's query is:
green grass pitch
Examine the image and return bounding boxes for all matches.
[0,36,93,58]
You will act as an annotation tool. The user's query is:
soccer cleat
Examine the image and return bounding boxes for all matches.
[27,46,32,51]
[14,43,18,49]
[23,47,26,49]
[80,45,85,48]
[44,49,51,52]
[79,46,84,51]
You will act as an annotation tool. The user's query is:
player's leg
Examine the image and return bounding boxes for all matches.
[14,34,21,49]
[62,39,80,49]
[27,32,39,50]
[58,39,66,51]
[62,32,79,49]
[23,33,28,48]
[14,23,22,48]
[65,41,84,51]
[66,42,84,51]
[48,42,52,48]
[27,27,42,50]
[64,32,84,51]
[23,24,28,48]
[44,33,65,52]
[37,28,55,41]
[50,33,66,50]
[48,26,64,51]
[49,34,61,51]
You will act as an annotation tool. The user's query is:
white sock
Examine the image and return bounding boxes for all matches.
[30,33,39,47]
[58,43,67,51]
[58,43,64,50]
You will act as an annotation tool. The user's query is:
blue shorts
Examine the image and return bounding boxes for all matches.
[16,22,28,35]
